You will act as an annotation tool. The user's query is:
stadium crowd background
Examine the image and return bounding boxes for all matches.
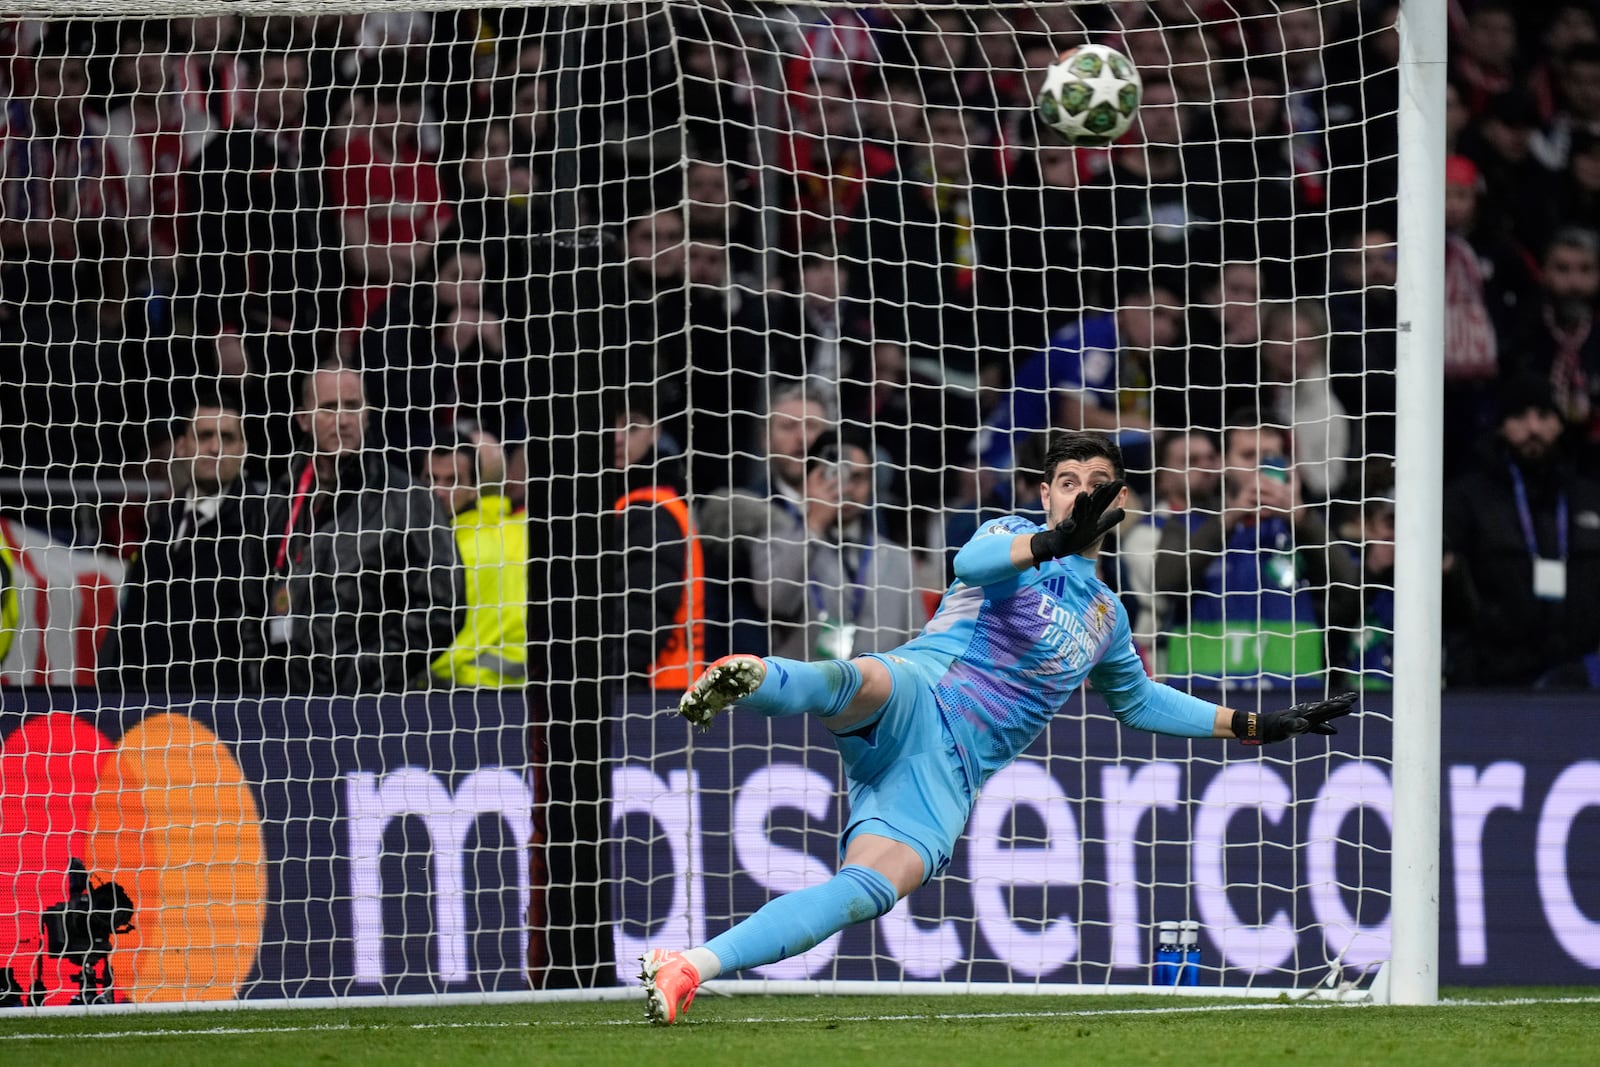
[0,1,1596,694]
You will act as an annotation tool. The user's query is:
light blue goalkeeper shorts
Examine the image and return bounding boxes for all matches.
[834,652,973,884]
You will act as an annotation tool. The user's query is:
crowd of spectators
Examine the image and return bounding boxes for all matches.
[2,3,1599,692]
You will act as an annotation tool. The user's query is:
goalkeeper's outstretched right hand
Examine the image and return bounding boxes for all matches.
[1029,479,1127,566]
[1232,692,1358,745]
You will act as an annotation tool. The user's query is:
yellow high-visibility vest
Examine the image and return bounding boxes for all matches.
[0,525,19,665]
[431,494,528,688]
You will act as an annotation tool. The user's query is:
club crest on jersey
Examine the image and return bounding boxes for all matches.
[1088,592,1116,638]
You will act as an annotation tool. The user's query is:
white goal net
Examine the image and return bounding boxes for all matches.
[0,1,1406,1006]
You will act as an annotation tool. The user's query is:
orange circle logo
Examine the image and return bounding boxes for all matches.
[82,713,267,1002]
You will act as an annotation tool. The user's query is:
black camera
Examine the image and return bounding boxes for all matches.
[38,858,135,1004]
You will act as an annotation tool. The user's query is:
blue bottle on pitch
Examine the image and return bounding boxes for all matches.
[1178,921,1201,985]
[1153,921,1181,985]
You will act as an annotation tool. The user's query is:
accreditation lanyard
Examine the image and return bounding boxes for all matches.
[810,536,874,623]
[1508,464,1568,562]
[273,462,318,572]
[773,493,804,526]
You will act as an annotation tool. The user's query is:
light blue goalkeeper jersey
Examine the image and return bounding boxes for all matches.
[891,515,1218,791]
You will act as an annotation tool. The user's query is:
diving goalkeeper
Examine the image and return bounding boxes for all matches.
[640,431,1356,1024]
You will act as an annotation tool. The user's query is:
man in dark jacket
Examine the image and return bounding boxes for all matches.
[1443,377,1600,686]
[100,393,271,692]
[264,360,463,693]
[608,392,706,689]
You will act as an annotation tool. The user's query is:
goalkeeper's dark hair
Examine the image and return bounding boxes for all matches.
[1041,432,1124,483]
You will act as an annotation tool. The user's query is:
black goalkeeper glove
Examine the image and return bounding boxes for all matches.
[1232,692,1358,746]
[1029,479,1127,566]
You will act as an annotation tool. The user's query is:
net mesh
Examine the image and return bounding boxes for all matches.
[0,2,1399,1002]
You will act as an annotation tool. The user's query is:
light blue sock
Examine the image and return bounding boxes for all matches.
[703,865,898,973]
[741,657,862,719]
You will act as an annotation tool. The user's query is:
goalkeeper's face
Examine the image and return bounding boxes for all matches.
[1040,458,1127,529]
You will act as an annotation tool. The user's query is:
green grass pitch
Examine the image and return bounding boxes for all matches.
[6,989,1599,1066]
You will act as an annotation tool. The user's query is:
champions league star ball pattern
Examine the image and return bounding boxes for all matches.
[1036,44,1143,146]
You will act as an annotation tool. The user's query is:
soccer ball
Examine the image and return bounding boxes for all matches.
[1036,44,1142,146]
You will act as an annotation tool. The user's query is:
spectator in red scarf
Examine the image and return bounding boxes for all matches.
[1509,226,1600,465]
[1444,155,1501,385]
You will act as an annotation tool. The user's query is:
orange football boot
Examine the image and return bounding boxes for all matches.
[639,949,702,1025]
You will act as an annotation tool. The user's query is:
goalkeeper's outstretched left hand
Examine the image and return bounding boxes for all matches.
[1030,479,1127,566]
[1232,692,1358,746]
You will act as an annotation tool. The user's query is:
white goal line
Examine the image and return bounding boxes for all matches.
[3,979,1345,1020]
[9,997,1600,1042]
[14,979,1599,1023]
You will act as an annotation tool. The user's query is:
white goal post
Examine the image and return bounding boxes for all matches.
[0,0,1441,1010]
[1389,0,1446,1008]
